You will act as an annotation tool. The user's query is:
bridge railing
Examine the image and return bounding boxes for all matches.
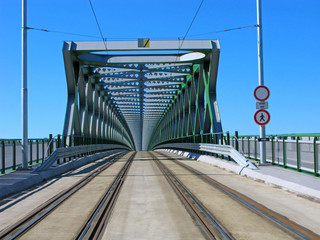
[152,132,320,177]
[234,135,320,176]
[0,138,52,174]
[0,134,130,174]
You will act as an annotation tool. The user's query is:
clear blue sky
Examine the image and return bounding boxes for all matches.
[0,0,319,139]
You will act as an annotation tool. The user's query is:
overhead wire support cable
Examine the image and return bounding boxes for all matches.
[176,0,205,60]
[88,0,108,54]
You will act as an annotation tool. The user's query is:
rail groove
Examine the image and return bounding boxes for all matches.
[156,151,320,240]
[76,151,136,240]
[0,152,126,240]
[150,152,234,240]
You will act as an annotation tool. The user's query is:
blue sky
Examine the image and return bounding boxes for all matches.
[0,0,319,139]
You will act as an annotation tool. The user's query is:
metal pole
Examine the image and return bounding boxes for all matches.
[257,0,266,164]
[21,0,28,169]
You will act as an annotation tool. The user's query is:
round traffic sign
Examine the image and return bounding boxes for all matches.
[254,86,270,101]
[254,110,270,126]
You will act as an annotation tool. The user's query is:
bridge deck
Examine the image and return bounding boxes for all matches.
[0,151,319,239]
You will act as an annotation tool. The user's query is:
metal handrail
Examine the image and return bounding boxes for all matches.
[154,142,258,170]
[44,134,59,159]
[34,144,130,172]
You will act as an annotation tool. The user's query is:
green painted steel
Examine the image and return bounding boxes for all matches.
[1,141,5,174]
[296,137,301,172]
[314,137,318,176]
[49,134,53,156]
[36,140,39,164]
[147,55,222,149]
[235,133,319,176]
[235,131,239,151]
[29,140,32,166]
[271,136,275,165]
[13,141,16,170]
[42,139,45,162]
[283,137,286,168]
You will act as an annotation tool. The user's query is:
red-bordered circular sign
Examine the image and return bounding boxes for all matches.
[254,110,270,126]
[254,86,270,101]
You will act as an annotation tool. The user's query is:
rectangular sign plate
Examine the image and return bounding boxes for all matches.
[258,138,270,142]
[256,101,268,110]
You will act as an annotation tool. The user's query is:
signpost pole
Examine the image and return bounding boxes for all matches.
[257,0,266,164]
[21,0,28,169]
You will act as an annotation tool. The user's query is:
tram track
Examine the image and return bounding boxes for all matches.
[153,151,320,240]
[150,151,233,240]
[0,151,134,240]
[76,151,135,240]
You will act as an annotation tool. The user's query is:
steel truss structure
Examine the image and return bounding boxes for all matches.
[62,40,222,150]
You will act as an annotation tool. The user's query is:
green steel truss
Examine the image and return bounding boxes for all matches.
[62,40,222,150]
[148,50,222,149]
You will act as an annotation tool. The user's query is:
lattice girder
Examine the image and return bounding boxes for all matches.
[62,40,221,150]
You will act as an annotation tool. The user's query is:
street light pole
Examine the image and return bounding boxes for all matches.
[21,0,28,169]
[256,0,266,164]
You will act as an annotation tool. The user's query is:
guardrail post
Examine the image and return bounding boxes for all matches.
[271,136,275,165]
[314,137,318,176]
[36,140,39,163]
[214,134,218,157]
[296,137,301,172]
[1,141,5,174]
[242,137,244,154]
[63,135,67,163]
[247,137,250,159]
[235,131,239,151]
[57,134,61,148]
[57,134,61,164]
[254,136,257,160]
[283,137,287,168]
[49,134,53,155]
[29,140,32,166]
[220,133,224,159]
[42,139,45,162]
[13,140,16,170]
[227,132,231,161]
[214,134,218,144]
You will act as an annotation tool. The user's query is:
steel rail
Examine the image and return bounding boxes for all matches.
[76,151,136,240]
[156,151,320,240]
[150,152,233,240]
[0,152,126,240]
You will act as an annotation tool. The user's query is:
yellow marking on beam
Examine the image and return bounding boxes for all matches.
[144,39,150,47]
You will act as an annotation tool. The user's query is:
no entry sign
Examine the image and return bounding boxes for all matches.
[254,110,270,126]
[254,86,270,101]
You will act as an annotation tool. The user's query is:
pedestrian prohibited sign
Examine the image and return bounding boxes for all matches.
[254,86,270,101]
[254,110,270,126]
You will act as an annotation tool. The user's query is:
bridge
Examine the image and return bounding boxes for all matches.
[62,40,221,151]
[1,40,320,239]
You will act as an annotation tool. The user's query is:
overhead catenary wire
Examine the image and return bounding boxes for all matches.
[25,25,258,42]
[88,0,108,53]
[188,24,258,37]
[25,27,101,39]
